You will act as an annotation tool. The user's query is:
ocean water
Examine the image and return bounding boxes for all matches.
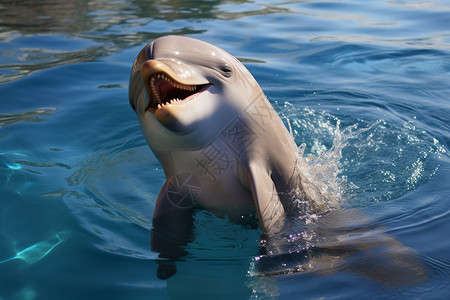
[1,0,449,299]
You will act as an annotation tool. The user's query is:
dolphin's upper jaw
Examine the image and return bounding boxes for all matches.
[145,72,211,113]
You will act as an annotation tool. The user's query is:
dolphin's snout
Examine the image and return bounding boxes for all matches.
[142,59,208,86]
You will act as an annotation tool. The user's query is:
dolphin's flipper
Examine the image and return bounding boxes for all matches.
[151,180,196,279]
[247,164,286,234]
[152,179,196,249]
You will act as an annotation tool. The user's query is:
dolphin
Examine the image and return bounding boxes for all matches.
[128,36,312,274]
[129,35,310,237]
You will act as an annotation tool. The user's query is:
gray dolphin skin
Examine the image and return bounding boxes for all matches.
[129,35,309,235]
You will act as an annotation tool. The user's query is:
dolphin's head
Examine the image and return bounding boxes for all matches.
[129,35,262,151]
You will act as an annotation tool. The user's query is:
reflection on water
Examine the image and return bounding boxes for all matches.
[0,0,130,34]
[253,209,428,286]
[2,0,449,82]
[0,107,56,127]
[1,0,130,82]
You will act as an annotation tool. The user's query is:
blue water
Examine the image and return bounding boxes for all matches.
[1,0,449,299]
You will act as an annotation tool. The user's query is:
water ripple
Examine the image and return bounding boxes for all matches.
[0,107,56,127]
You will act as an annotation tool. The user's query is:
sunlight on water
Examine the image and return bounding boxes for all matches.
[0,231,69,265]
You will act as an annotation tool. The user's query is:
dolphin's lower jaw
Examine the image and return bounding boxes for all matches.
[149,81,212,133]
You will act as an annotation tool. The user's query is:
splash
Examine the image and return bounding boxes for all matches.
[279,104,353,212]
[277,103,445,210]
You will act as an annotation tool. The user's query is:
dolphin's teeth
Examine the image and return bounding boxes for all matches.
[151,84,160,103]
[149,73,202,108]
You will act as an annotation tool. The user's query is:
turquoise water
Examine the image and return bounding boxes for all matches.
[1,0,449,299]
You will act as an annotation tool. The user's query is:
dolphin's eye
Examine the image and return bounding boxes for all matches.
[219,65,232,77]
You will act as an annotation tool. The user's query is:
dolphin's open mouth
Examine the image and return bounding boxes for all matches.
[146,73,211,113]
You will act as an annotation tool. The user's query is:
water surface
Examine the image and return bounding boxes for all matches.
[1,0,449,299]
